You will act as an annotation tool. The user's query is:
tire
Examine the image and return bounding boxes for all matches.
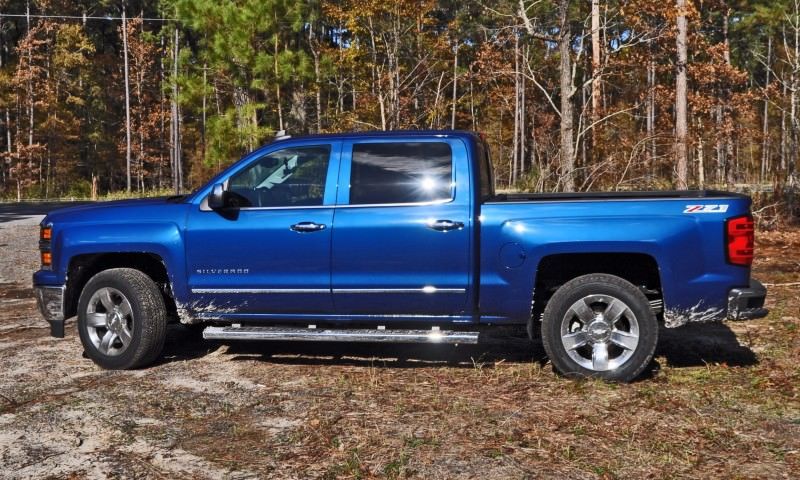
[77,268,167,370]
[541,273,657,382]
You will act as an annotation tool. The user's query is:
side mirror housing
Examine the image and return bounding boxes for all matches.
[208,183,227,209]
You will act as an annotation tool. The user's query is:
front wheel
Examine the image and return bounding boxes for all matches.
[541,273,657,382]
[77,268,167,370]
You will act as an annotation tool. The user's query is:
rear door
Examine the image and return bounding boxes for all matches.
[331,138,473,317]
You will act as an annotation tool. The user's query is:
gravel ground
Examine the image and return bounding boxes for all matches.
[0,223,40,285]
[0,211,797,479]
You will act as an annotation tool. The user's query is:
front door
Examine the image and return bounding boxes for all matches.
[331,139,472,317]
[185,143,339,318]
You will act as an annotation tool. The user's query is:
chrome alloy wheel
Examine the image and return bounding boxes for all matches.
[560,294,640,372]
[85,287,134,356]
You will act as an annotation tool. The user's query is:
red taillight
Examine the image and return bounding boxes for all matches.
[726,215,754,266]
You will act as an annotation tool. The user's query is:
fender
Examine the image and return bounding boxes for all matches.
[53,222,189,303]
[479,213,727,323]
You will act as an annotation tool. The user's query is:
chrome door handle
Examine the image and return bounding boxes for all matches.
[427,219,464,232]
[290,222,327,233]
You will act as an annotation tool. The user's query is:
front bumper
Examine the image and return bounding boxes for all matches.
[727,279,769,321]
[34,285,66,337]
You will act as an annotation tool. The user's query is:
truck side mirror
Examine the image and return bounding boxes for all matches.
[208,183,227,209]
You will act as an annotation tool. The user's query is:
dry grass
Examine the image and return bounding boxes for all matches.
[0,225,797,479]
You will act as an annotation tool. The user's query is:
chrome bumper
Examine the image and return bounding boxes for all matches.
[727,279,769,321]
[34,285,66,337]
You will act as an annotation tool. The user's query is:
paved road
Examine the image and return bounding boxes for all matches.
[0,201,92,227]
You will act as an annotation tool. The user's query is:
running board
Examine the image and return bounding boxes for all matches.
[202,326,479,344]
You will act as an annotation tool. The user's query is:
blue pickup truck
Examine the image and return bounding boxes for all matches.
[33,131,767,381]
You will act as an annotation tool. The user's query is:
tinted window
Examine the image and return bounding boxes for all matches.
[228,145,330,207]
[476,140,494,201]
[349,142,452,205]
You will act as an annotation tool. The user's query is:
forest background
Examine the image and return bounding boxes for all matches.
[0,0,797,220]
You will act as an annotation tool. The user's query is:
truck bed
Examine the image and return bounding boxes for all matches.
[489,190,748,203]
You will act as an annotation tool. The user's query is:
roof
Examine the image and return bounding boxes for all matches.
[270,129,481,143]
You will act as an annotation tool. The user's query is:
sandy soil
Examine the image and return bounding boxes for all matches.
[0,217,797,479]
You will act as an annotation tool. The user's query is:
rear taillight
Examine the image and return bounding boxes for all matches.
[726,215,754,266]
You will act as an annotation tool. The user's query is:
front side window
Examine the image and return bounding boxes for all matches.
[349,142,453,205]
[228,145,331,208]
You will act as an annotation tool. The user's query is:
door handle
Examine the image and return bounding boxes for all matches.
[290,222,327,233]
[427,219,464,232]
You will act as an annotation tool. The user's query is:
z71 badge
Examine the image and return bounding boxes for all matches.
[683,204,729,214]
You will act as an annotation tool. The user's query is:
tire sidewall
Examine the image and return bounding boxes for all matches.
[77,271,150,370]
[542,275,657,382]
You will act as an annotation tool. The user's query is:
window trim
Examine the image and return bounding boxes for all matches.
[343,140,456,208]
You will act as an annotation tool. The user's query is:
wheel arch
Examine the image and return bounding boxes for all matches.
[65,252,176,320]
[531,252,663,328]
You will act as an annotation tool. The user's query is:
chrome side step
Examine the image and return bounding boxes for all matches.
[202,326,479,344]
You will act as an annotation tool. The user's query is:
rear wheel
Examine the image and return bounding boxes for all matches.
[541,273,657,382]
[77,268,167,370]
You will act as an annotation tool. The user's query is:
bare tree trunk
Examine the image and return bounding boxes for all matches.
[469,77,476,131]
[136,49,144,191]
[431,71,444,129]
[451,39,458,129]
[159,34,167,187]
[530,102,538,188]
[0,21,10,187]
[646,56,655,171]
[791,0,799,192]
[15,92,21,200]
[202,62,207,162]
[26,1,33,155]
[581,70,587,167]
[171,27,181,194]
[309,25,322,133]
[696,118,705,188]
[520,47,526,178]
[761,36,771,182]
[591,0,601,126]
[314,52,321,132]
[122,7,132,192]
[722,7,735,186]
[512,31,519,185]
[4,110,10,179]
[274,19,284,132]
[675,0,689,189]
[367,19,386,130]
[781,75,787,172]
[558,0,575,191]
[351,68,356,112]
[0,18,4,185]
[392,11,401,128]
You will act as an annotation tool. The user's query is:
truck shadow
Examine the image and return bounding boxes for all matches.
[159,321,758,374]
[655,322,758,368]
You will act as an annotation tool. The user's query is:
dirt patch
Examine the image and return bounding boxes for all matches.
[0,223,798,478]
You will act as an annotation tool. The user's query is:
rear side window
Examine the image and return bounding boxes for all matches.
[349,142,453,205]
[475,140,494,201]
